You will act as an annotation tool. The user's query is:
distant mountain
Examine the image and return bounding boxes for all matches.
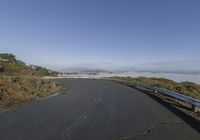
[63,68,112,76]
[42,59,200,75]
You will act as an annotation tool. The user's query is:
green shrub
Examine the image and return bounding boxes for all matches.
[0,53,16,61]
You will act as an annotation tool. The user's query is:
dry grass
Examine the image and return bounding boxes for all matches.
[111,76,200,100]
[0,76,60,110]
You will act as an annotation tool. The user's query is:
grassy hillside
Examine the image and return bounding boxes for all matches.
[0,57,58,77]
[0,53,61,110]
[0,76,60,109]
[111,76,200,100]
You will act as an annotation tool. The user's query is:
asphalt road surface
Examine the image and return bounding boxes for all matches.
[0,79,200,140]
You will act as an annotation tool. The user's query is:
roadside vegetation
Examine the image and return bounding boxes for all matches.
[0,53,58,77]
[111,76,200,100]
[0,76,60,109]
[0,53,61,110]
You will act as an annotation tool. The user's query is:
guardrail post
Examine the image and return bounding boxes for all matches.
[192,105,198,113]
[153,90,158,94]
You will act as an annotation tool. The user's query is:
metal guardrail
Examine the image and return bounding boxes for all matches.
[111,79,200,112]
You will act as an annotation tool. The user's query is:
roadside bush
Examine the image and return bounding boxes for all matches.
[0,76,60,109]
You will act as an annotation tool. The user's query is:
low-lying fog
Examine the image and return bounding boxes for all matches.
[62,71,200,84]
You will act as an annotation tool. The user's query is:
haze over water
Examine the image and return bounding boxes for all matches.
[62,71,200,84]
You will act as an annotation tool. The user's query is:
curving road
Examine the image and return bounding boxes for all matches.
[0,79,200,140]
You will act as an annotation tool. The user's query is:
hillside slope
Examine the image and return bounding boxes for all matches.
[0,54,58,77]
[0,53,60,110]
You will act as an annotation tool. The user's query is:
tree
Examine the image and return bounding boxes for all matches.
[0,53,16,61]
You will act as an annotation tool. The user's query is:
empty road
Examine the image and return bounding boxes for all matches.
[0,79,200,140]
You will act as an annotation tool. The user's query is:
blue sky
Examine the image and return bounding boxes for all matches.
[0,0,200,71]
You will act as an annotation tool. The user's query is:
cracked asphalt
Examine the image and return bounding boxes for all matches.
[0,79,200,140]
